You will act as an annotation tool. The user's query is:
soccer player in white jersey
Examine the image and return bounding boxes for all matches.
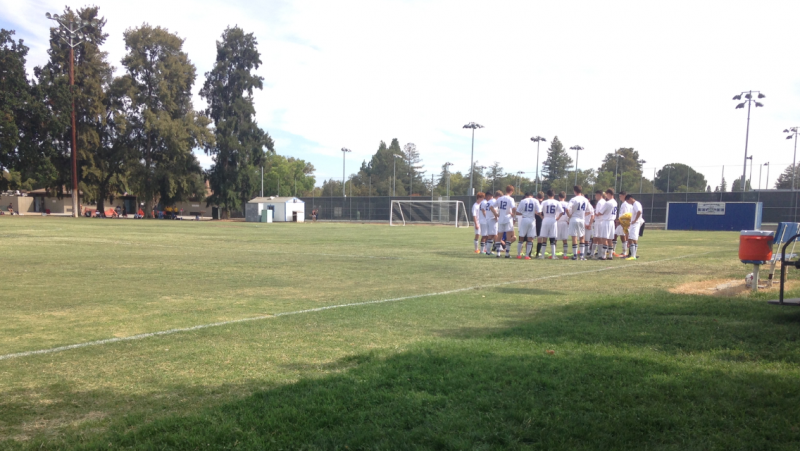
[555,191,571,259]
[626,194,645,260]
[472,192,485,253]
[565,185,590,260]
[495,186,517,258]
[613,191,632,257]
[539,189,562,259]
[483,191,498,255]
[596,188,618,260]
[590,190,606,258]
[515,192,539,260]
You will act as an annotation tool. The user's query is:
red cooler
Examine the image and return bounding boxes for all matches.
[739,230,774,263]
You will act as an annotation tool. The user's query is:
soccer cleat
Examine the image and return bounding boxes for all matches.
[608,256,614,260]
[517,255,523,259]
[505,254,511,259]
[563,255,569,260]
[599,257,607,261]
[538,255,545,259]
[626,257,637,261]
[524,256,532,260]
[571,254,578,260]
[548,256,556,260]
[475,250,481,254]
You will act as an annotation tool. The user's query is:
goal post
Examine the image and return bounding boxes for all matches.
[389,200,470,227]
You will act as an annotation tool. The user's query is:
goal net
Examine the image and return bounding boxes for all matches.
[390,200,470,227]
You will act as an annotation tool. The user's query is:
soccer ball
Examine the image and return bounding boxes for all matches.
[745,273,754,288]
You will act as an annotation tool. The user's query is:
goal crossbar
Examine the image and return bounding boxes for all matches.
[389,200,470,227]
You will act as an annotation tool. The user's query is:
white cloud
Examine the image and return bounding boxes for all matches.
[4,0,800,189]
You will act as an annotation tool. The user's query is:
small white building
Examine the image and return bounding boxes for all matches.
[246,197,305,223]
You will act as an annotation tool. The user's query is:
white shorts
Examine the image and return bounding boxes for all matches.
[615,225,625,236]
[568,218,586,238]
[598,221,615,240]
[518,218,536,238]
[486,220,498,236]
[629,222,642,240]
[557,221,569,241]
[498,222,514,234]
[479,222,488,237]
[540,218,558,239]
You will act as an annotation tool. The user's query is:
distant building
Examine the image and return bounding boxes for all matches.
[246,197,305,223]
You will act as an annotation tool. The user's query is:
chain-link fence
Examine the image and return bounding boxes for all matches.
[301,191,800,224]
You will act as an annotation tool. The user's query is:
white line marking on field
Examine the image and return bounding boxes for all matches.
[0,252,715,362]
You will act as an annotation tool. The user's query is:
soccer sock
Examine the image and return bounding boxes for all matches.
[526,242,533,256]
[612,239,618,253]
[606,245,613,258]
[563,243,568,255]
[536,242,542,256]
[601,245,608,258]
[572,244,577,256]
[517,241,523,255]
[631,243,637,258]
[487,240,493,253]
[622,241,628,255]
[579,243,585,257]
[551,243,556,257]
[474,239,479,251]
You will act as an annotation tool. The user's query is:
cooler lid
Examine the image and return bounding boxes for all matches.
[740,230,774,237]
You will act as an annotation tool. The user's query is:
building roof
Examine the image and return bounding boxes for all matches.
[248,196,304,204]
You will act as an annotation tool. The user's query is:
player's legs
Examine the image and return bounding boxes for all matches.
[474,222,481,253]
[627,223,640,259]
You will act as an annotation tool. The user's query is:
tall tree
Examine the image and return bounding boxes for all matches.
[541,136,573,190]
[731,178,752,192]
[774,165,800,189]
[403,142,425,196]
[0,29,36,190]
[654,163,707,193]
[120,24,213,215]
[486,162,504,193]
[35,6,112,202]
[201,27,273,218]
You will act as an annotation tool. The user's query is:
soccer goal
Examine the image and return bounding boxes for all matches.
[390,200,470,227]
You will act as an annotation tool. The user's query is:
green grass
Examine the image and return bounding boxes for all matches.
[1,216,799,449]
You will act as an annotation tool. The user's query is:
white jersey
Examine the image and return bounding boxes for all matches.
[517,197,540,219]
[618,200,633,218]
[541,199,563,221]
[496,195,516,224]
[472,202,481,222]
[601,199,618,222]
[558,201,570,223]
[631,201,645,224]
[482,199,496,222]
[569,196,590,220]
[586,203,595,222]
[594,199,606,223]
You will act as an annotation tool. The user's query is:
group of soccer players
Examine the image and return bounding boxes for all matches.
[471,185,646,261]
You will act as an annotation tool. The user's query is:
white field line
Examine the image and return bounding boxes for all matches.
[0,251,714,362]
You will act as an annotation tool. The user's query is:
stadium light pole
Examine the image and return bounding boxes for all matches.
[516,171,524,193]
[531,136,547,193]
[764,162,770,190]
[444,162,454,197]
[785,127,799,190]
[733,90,766,192]
[341,148,351,197]
[638,160,646,193]
[570,145,583,187]
[746,155,753,191]
[463,122,484,197]
[46,12,99,218]
[474,165,486,193]
[392,153,403,196]
[614,151,625,193]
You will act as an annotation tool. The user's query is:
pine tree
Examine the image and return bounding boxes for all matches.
[120,25,213,215]
[403,142,425,196]
[201,27,273,218]
[774,164,800,189]
[541,136,573,190]
[720,176,727,192]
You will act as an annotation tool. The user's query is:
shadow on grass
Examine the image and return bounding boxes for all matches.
[7,293,800,450]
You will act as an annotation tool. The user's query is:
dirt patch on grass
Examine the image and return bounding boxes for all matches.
[670,278,799,297]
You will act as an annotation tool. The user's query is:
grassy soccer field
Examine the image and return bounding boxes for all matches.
[1,217,799,449]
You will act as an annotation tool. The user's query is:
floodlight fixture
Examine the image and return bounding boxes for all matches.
[531,136,547,193]
[785,127,800,190]
[463,122,484,196]
[733,90,766,192]
[570,145,584,186]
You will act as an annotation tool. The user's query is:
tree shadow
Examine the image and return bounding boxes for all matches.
[51,345,800,450]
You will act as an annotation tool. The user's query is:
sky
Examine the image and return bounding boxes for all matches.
[2,0,800,190]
